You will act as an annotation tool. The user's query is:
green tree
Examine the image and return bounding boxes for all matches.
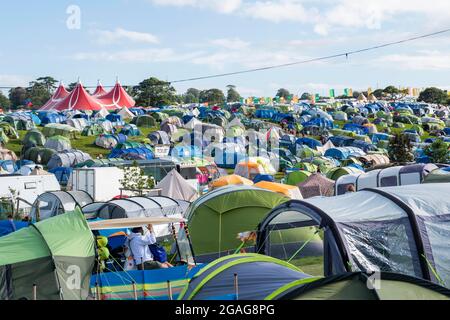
[183,88,200,103]
[383,86,400,100]
[276,88,291,100]
[300,92,312,100]
[119,161,155,196]
[418,87,448,104]
[0,91,11,109]
[226,85,241,103]
[8,87,28,108]
[35,76,58,95]
[133,77,177,107]
[199,88,226,105]
[424,139,450,164]
[372,89,384,99]
[388,133,415,164]
[27,81,51,108]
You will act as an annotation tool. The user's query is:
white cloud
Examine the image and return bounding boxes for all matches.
[210,38,250,50]
[73,48,203,63]
[0,74,32,87]
[242,0,318,23]
[94,28,159,45]
[150,0,241,14]
[376,51,450,70]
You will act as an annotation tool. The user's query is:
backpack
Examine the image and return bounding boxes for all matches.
[149,243,168,263]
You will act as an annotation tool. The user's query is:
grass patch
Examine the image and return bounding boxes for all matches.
[289,256,324,276]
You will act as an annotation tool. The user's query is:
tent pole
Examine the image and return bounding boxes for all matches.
[32,284,37,300]
[183,224,197,265]
[233,274,239,300]
[132,281,138,301]
[167,280,173,300]
[171,224,182,262]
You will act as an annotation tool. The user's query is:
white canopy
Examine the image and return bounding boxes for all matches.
[88,216,186,230]
[155,169,198,202]
[118,107,135,120]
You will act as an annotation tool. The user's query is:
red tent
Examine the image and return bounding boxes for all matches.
[40,83,70,111]
[54,83,104,111]
[92,82,108,97]
[97,82,135,109]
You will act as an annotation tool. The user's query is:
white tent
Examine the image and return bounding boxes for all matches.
[155,169,198,202]
[184,118,202,130]
[95,107,109,119]
[118,107,134,120]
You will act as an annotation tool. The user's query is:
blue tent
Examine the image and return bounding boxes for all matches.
[109,147,154,160]
[106,114,122,123]
[343,123,369,135]
[178,254,312,300]
[49,167,73,186]
[371,133,390,144]
[129,108,145,116]
[0,160,18,173]
[350,140,378,152]
[302,118,334,129]
[120,124,141,136]
[0,220,29,237]
[253,174,275,183]
[255,109,276,119]
[182,115,195,124]
[329,136,355,147]
[295,137,322,149]
[324,147,365,160]
[444,128,450,136]
[39,112,66,125]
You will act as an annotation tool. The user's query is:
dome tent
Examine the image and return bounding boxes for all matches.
[44,135,72,152]
[23,129,46,147]
[298,173,335,198]
[270,272,450,300]
[148,130,170,145]
[47,149,92,170]
[120,124,141,136]
[42,124,81,140]
[0,209,95,300]
[131,115,156,128]
[81,123,107,136]
[178,254,313,300]
[95,134,125,149]
[286,170,312,186]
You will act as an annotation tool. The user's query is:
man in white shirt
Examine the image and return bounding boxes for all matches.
[128,224,163,270]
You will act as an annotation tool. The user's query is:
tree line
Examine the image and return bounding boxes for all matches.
[0,76,449,109]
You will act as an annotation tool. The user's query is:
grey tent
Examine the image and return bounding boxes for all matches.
[178,254,313,300]
[44,136,72,152]
[30,191,94,221]
[148,130,170,145]
[47,149,92,170]
[155,169,198,202]
[257,183,450,288]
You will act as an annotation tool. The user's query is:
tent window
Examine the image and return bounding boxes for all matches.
[380,176,398,187]
[337,217,422,278]
[337,183,355,195]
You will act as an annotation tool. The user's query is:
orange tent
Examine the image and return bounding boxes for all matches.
[255,181,303,199]
[211,174,254,189]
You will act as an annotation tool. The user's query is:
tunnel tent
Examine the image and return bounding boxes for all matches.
[120,124,141,136]
[44,135,72,152]
[324,147,366,160]
[256,183,450,288]
[108,147,154,161]
[66,118,89,131]
[151,111,170,122]
[95,134,120,149]
[30,190,94,221]
[326,166,364,181]
[270,272,450,300]
[131,115,156,128]
[81,124,107,136]
[148,130,170,145]
[254,181,303,199]
[178,254,313,300]
[23,130,46,147]
[47,149,92,170]
[423,168,450,184]
[0,208,95,300]
[23,147,57,165]
[42,124,81,140]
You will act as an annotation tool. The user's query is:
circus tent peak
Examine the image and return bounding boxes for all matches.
[54,82,104,111]
[92,81,108,96]
[96,81,135,109]
[39,83,70,111]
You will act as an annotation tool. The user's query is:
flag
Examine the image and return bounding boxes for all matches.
[311,94,316,104]
[315,93,320,101]
[329,89,335,98]
[292,95,299,103]
[344,88,349,97]
[368,87,373,96]
[349,88,353,97]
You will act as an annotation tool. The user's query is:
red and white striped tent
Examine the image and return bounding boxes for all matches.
[92,81,108,97]
[40,83,70,111]
[97,82,135,109]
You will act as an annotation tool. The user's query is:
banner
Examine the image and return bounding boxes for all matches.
[344,88,349,97]
[349,88,353,97]
[329,89,335,98]
[315,93,320,101]
[368,87,373,96]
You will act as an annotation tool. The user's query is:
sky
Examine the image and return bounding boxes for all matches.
[0,0,450,97]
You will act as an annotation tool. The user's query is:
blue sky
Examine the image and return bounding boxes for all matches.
[0,0,450,97]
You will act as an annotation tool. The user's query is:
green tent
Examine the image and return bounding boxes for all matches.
[326,166,363,181]
[286,170,312,186]
[42,124,81,140]
[151,112,169,122]
[131,115,157,128]
[294,162,318,173]
[23,147,57,165]
[296,146,322,159]
[423,168,450,184]
[0,129,9,145]
[185,186,289,258]
[0,122,19,139]
[0,209,95,300]
[270,272,450,300]
[311,157,337,174]
[24,129,47,147]
[82,124,106,137]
